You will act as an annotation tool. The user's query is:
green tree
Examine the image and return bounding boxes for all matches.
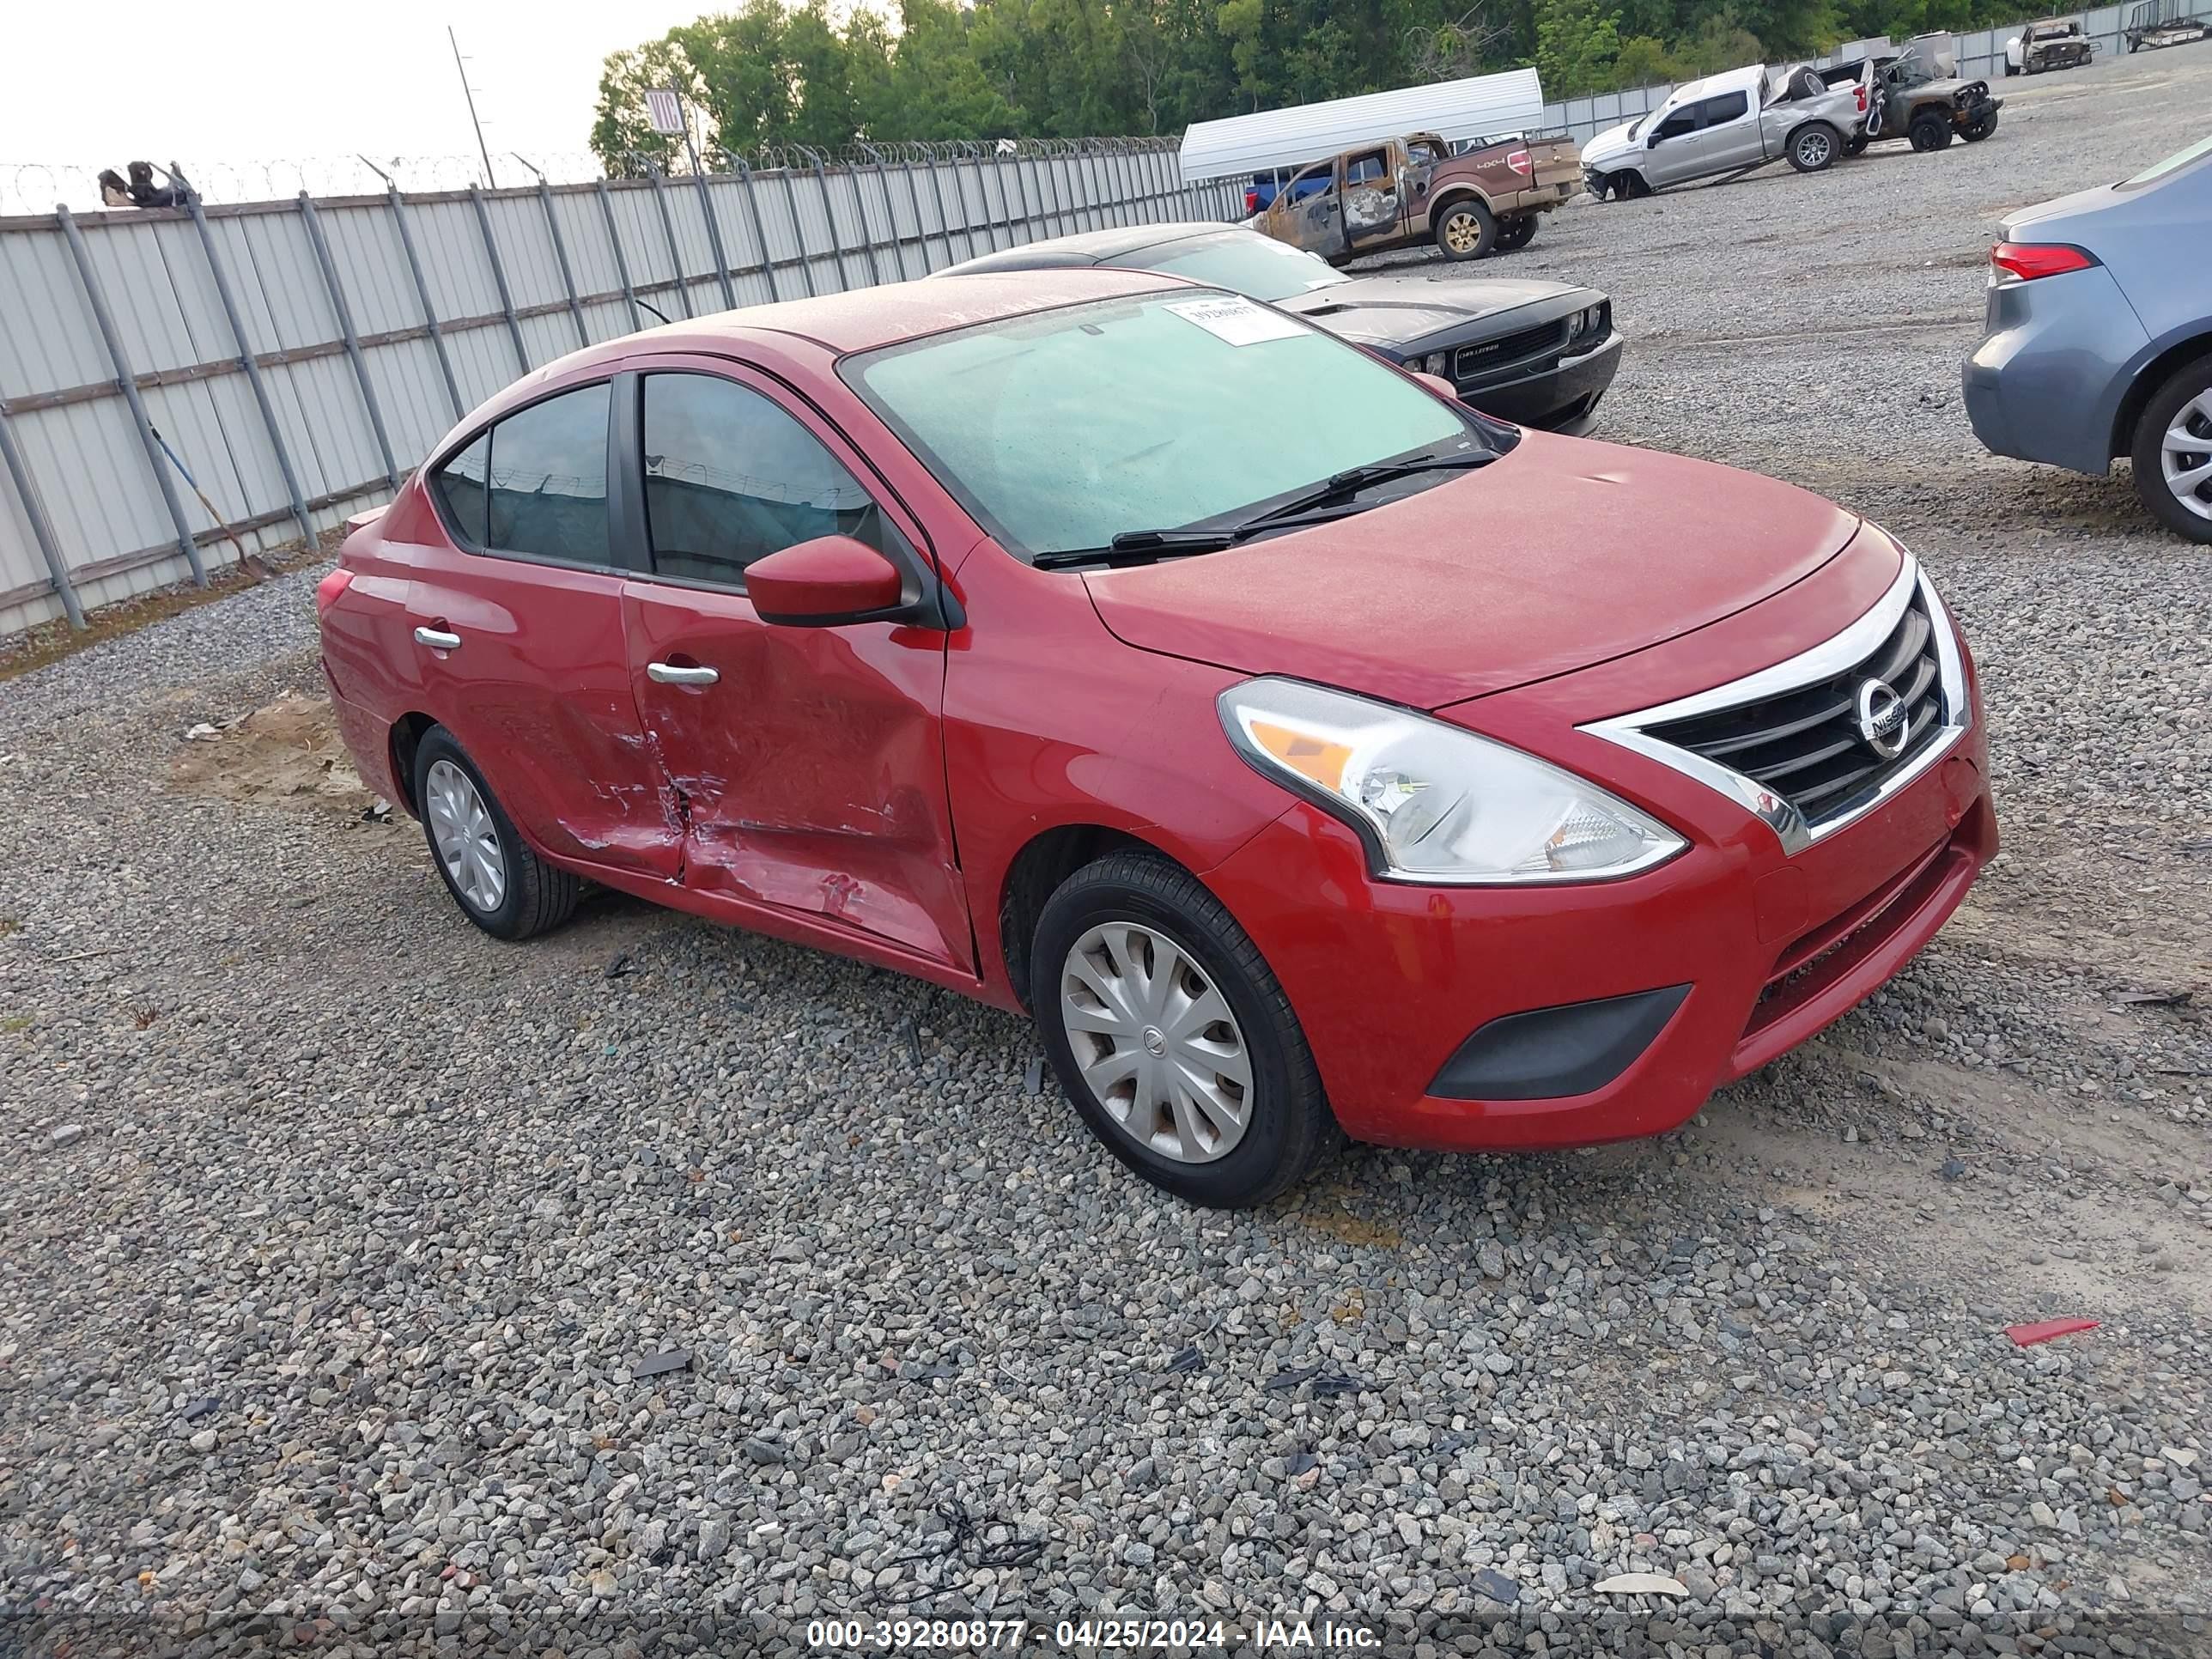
[1535,0,1623,94]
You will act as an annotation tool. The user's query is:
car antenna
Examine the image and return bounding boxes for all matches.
[637,299,672,325]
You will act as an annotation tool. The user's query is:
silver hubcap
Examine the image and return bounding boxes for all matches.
[2161,390,2212,521]
[1801,132,1832,165]
[425,758,506,913]
[1060,922,1251,1164]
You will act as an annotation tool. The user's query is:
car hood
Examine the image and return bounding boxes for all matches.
[1279,274,1587,350]
[1581,120,1641,169]
[1080,431,1862,710]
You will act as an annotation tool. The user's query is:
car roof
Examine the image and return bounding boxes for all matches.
[934,222,1240,276]
[577,265,1187,362]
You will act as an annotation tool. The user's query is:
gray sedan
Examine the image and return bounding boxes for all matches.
[1963,131,2212,539]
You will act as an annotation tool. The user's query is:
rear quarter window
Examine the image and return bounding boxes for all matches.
[432,433,489,545]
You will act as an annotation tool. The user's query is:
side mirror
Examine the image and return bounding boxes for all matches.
[1647,131,1664,147]
[1412,370,1458,400]
[747,534,906,627]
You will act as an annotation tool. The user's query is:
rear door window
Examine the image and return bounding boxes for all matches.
[432,432,489,545]
[1698,91,1750,126]
[485,384,611,567]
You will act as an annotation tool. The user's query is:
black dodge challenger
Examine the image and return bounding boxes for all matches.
[933,221,1622,433]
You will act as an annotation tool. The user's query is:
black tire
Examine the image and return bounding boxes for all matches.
[412,727,580,941]
[2004,61,2020,76]
[1030,850,1336,1208]
[1844,133,1869,156]
[2130,357,2212,544]
[1432,198,1496,261]
[1909,112,1952,152]
[1962,111,1998,142]
[1495,214,1536,251]
[1786,122,1840,173]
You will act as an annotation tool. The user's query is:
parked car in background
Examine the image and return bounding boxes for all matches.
[1866,34,2002,149]
[936,222,1621,431]
[1965,131,2212,539]
[319,268,1993,1206]
[2007,17,2094,74]
[1582,61,1867,198]
[1251,131,1581,262]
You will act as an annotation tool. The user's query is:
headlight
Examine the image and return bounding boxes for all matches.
[1218,678,1686,884]
[1563,310,1585,343]
[1422,350,1451,376]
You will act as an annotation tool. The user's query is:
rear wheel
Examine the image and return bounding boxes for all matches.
[1844,133,1869,156]
[1787,122,1839,173]
[1030,851,1336,1207]
[412,728,580,940]
[1495,214,1537,251]
[2130,360,2212,543]
[1909,112,1952,151]
[1433,198,1496,261]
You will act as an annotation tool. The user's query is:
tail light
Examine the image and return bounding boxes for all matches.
[315,568,355,617]
[1506,148,1533,177]
[1245,188,1259,212]
[1856,84,1868,112]
[1990,241,2098,283]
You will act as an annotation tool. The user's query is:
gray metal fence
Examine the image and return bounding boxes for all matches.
[1534,3,2201,142]
[0,139,1238,639]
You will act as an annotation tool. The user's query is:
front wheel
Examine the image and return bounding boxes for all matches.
[1433,199,1496,261]
[1909,112,1953,151]
[1495,214,1537,251]
[1030,851,1337,1207]
[1962,111,1998,141]
[1787,123,1839,172]
[412,728,580,940]
[2130,362,2212,543]
[1844,133,1869,156]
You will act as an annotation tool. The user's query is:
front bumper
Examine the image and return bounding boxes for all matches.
[1963,264,2145,475]
[1462,328,1623,432]
[1202,569,1994,1153]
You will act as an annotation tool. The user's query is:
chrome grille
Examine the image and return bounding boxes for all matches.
[1455,319,1567,380]
[1644,588,1945,826]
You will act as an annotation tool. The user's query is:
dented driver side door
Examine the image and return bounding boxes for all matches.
[613,360,971,972]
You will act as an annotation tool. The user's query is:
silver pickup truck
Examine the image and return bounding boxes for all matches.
[1581,60,1870,198]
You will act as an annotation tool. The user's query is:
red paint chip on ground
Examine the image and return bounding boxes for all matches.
[2006,1318,2100,1346]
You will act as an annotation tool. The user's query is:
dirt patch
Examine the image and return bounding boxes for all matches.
[167,691,374,815]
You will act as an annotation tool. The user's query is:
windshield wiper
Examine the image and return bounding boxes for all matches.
[1237,450,1495,532]
[1031,454,1495,572]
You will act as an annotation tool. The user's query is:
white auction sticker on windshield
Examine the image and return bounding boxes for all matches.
[1164,295,1307,346]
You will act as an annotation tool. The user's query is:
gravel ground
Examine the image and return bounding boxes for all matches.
[5,51,2212,1659]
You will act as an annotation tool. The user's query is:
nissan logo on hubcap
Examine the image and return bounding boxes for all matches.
[1855,678,1908,758]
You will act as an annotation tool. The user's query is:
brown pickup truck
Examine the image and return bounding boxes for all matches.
[1252,131,1582,264]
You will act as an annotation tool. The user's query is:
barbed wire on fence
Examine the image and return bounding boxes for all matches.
[5,137,1194,216]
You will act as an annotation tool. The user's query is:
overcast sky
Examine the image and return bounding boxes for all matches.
[3,0,708,179]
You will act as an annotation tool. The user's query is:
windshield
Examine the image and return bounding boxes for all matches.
[846,291,1479,561]
[2120,131,2212,188]
[1130,234,1349,301]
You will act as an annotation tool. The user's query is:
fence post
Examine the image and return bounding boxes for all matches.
[469,185,531,374]
[1041,149,1067,237]
[54,206,205,586]
[382,182,465,418]
[735,160,781,301]
[775,163,817,297]
[807,152,856,290]
[0,398,83,629]
[169,170,316,550]
[689,161,738,310]
[645,164,696,319]
[840,155,886,286]
[298,193,400,489]
[533,177,592,349]
[922,149,960,265]
[593,180,644,332]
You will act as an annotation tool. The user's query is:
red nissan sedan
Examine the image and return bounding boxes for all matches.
[319,269,1992,1207]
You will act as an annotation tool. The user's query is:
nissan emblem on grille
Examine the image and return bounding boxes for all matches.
[1855,678,1909,758]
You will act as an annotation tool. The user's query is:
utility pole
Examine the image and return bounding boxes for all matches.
[449,26,497,189]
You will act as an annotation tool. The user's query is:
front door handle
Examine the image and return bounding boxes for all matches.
[414,626,461,649]
[647,662,720,686]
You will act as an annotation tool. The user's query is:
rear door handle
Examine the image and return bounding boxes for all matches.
[647,662,720,686]
[414,626,461,649]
